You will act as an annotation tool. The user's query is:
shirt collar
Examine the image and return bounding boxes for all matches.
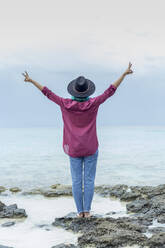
[71,96,90,102]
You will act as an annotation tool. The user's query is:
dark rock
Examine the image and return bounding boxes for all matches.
[94,185,113,197]
[36,223,52,231]
[21,188,44,195]
[1,222,15,227]
[0,201,5,211]
[151,196,165,217]
[0,245,14,248]
[13,208,27,218]
[78,229,147,248]
[130,184,165,200]
[51,244,77,248]
[120,191,141,201]
[136,215,153,226]
[63,212,77,218]
[50,184,61,189]
[52,215,148,247]
[147,184,165,199]
[0,202,27,218]
[125,190,165,225]
[42,189,72,197]
[9,187,21,193]
[22,185,73,197]
[130,185,154,197]
[147,232,165,248]
[126,199,151,214]
[37,224,49,228]
[0,186,6,193]
[105,211,116,215]
[94,184,128,198]
[148,226,165,234]
[109,184,128,198]
[157,214,165,223]
[6,204,17,210]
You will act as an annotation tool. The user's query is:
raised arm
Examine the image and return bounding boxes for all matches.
[22,71,44,91]
[22,71,63,106]
[93,62,133,106]
[112,62,133,88]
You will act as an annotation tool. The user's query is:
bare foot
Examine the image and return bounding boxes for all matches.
[77,212,84,218]
[84,212,91,218]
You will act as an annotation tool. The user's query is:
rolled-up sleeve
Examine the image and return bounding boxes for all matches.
[41,86,63,106]
[93,84,117,106]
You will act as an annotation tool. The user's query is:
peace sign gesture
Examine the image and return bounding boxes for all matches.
[123,62,133,76]
[22,71,32,83]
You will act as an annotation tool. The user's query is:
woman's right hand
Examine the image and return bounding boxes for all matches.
[22,71,32,83]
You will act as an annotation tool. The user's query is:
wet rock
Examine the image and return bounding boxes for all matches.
[42,190,62,197]
[0,186,6,193]
[36,223,52,231]
[109,184,128,198]
[78,228,147,248]
[37,224,49,228]
[42,191,58,197]
[51,244,77,248]
[148,226,165,234]
[130,184,165,200]
[94,184,128,198]
[94,185,113,197]
[21,185,73,197]
[0,201,6,211]
[105,211,116,215]
[7,204,17,210]
[120,191,141,201]
[63,212,77,218]
[0,202,27,218]
[1,221,15,227]
[22,188,43,195]
[130,185,154,197]
[126,199,151,214]
[131,210,156,224]
[42,187,72,197]
[52,215,148,247]
[126,191,165,225]
[157,214,165,223]
[147,184,165,199]
[150,195,165,216]
[147,232,165,248]
[50,184,61,189]
[13,208,27,217]
[9,187,21,193]
[136,215,153,226]
[0,245,14,248]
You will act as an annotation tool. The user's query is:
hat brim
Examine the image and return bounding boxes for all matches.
[67,79,95,97]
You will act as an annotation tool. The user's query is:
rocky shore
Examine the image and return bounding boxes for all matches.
[1,183,165,247]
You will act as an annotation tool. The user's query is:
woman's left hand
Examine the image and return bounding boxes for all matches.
[123,62,133,76]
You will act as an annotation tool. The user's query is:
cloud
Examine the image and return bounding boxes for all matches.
[0,0,164,76]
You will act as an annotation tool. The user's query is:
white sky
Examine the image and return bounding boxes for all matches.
[0,0,165,73]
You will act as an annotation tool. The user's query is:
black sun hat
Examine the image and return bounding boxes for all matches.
[67,76,95,98]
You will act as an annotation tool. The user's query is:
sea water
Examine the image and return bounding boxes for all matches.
[0,125,165,189]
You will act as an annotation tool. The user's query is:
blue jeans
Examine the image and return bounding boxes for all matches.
[69,149,98,214]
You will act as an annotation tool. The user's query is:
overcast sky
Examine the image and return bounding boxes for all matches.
[0,0,164,127]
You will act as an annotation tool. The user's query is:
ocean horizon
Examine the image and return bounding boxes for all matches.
[0,125,164,189]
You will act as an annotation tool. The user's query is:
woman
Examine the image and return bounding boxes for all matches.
[22,62,133,218]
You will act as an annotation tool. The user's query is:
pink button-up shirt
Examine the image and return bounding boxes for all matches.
[41,84,117,157]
